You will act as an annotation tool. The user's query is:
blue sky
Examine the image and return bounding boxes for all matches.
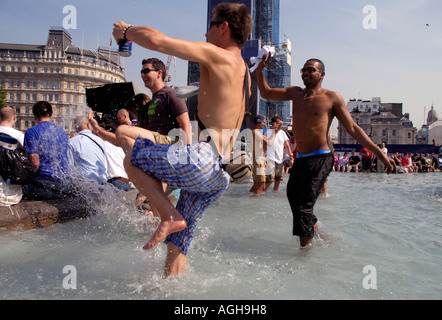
[1,0,441,130]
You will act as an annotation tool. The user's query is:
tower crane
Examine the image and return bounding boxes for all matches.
[165,55,176,83]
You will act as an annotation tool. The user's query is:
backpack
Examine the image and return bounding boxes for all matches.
[0,133,36,185]
[223,149,253,184]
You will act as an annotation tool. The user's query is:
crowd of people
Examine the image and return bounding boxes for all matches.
[331,148,442,174]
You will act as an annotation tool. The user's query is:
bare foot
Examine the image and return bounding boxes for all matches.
[143,217,187,250]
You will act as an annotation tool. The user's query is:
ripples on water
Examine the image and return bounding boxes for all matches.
[0,173,440,300]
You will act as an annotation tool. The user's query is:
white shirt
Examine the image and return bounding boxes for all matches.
[68,130,108,184]
[104,141,129,180]
[0,126,25,145]
[266,130,289,164]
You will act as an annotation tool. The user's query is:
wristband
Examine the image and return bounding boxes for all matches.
[122,25,133,41]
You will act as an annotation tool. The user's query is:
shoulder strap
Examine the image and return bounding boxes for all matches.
[79,133,105,155]
[196,62,250,157]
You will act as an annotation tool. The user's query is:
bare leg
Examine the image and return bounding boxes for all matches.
[300,236,313,248]
[299,224,318,248]
[273,179,281,191]
[116,125,156,154]
[117,125,167,219]
[164,243,187,278]
[124,155,186,250]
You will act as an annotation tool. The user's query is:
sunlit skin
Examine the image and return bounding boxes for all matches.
[112,7,250,277]
[257,54,395,247]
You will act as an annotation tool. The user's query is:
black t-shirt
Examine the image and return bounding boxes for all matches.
[138,86,188,136]
[349,155,360,165]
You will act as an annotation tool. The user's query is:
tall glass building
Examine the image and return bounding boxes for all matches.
[188,0,292,127]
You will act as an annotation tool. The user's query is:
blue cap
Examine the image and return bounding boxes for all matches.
[253,115,265,124]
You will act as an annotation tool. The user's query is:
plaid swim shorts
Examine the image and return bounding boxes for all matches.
[131,138,230,255]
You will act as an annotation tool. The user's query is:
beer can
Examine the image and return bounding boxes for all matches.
[118,40,132,57]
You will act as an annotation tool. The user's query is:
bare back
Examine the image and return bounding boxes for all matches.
[197,50,248,158]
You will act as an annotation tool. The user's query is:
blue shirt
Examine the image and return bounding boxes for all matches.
[68,130,108,184]
[24,121,71,183]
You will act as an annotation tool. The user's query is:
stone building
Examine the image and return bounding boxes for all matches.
[339,98,417,145]
[0,28,126,133]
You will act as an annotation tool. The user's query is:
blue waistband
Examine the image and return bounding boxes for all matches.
[297,149,332,159]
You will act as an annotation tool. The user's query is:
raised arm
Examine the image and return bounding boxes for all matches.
[256,54,295,101]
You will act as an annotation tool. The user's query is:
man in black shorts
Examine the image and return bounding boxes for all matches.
[257,56,395,247]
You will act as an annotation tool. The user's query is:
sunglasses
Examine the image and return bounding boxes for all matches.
[209,21,224,29]
[141,68,159,75]
[300,67,323,74]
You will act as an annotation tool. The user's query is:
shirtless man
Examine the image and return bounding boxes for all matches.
[257,56,395,248]
[112,3,252,277]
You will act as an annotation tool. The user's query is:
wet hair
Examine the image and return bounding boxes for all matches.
[212,3,252,47]
[142,58,167,81]
[306,58,325,72]
[32,101,53,118]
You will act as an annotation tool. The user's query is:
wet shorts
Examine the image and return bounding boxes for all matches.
[131,138,230,255]
[287,152,334,238]
[265,160,284,182]
[253,156,266,184]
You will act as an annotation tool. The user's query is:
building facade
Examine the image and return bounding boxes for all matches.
[339,98,417,145]
[0,28,126,133]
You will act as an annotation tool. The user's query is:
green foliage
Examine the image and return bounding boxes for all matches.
[0,86,7,109]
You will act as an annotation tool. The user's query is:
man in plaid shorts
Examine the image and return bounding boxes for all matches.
[113,3,252,277]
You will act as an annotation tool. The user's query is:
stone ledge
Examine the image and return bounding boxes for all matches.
[0,197,90,231]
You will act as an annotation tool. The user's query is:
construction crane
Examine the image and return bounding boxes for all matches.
[165,55,176,83]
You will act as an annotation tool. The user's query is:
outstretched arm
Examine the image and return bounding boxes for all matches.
[332,92,395,173]
[113,22,218,67]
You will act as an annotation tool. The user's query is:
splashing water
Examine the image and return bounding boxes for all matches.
[0,172,441,300]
